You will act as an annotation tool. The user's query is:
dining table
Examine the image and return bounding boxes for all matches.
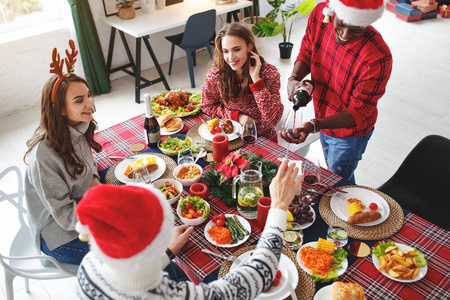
[93,111,450,300]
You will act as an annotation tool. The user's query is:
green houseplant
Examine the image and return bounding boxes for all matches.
[252,0,316,58]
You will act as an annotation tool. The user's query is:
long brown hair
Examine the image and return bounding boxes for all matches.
[24,74,102,179]
[213,23,266,105]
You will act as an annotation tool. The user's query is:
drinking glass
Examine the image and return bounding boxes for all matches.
[326,221,348,247]
[178,150,194,165]
[282,110,301,160]
[241,120,257,145]
[284,228,303,250]
[301,157,321,186]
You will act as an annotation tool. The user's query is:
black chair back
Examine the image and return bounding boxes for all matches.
[377,135,450,230]
[179,9,216,48]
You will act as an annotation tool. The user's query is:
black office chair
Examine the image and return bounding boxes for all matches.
[165,9,216,88]
[377,135,450,230]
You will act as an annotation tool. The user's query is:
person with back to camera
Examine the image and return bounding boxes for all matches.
[280,0,393,186]
[24,40,193,267]
[201,23,283,142]
[75,159,302,299]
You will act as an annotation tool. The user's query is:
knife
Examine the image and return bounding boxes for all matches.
[286,281,298,300]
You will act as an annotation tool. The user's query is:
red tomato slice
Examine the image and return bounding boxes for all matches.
[214,126,221,133]
[216,219,225,227]
[276,270,282,279]
[273,277,280,287]
[369,202,378,211]
[218,213,226,220]
[185,202,193,211]
[211,215,218,223]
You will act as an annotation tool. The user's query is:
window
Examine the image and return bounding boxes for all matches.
[0,0,64,35]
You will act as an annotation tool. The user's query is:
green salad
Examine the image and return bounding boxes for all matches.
[151,90,202,117]
[178,196,210,219]
[159,136,192,154]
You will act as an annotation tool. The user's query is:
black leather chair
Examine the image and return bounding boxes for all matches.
[165,9,216,88]
[377,135,450,230]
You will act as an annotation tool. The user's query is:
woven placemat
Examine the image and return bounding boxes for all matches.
[218,245,315,300]
[318,185,404,240]
[105,153,177,186]
[186,122,244,152]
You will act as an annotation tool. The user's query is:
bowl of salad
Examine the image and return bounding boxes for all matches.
[152,178,183,205]
[177,196,210,226]
[158,134,192,156]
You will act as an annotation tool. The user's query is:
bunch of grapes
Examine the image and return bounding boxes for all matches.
[288,197,314,225]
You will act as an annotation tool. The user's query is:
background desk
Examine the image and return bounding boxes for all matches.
[101,0,253,103]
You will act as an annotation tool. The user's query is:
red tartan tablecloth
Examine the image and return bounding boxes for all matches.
[93,112,341,284]
[339,214,450,300]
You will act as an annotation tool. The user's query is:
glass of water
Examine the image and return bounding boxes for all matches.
[327,221,348,247]
[284,228,303,251]
[177,150,194,165]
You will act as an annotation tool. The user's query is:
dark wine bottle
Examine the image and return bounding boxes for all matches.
[143,94,160,148]
[293,80,314,111]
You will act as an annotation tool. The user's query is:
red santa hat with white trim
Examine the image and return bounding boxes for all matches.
[75,183,174,273]
[322,0,386,27]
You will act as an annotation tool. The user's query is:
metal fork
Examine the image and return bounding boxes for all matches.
[137,166,154,184]
[306,188,347,200]
[202,249,242,265]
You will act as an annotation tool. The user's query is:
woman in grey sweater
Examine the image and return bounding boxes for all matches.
[23,72,102,264]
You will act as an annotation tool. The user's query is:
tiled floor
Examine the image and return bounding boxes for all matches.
[1,10,449,300]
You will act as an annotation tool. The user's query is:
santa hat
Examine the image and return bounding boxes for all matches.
[322,0,386,27]
[75,183,174,272]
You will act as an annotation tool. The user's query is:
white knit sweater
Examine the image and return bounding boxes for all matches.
[76,209,287,300]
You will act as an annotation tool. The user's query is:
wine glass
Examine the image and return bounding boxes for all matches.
[301,157,321,206]
[241,120,257,145]
[282,110,302,161]
[177,149,194,165]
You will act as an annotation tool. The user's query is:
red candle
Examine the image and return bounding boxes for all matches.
[212,134,229,162]
[257,197,272,229]
[190,183,209,200]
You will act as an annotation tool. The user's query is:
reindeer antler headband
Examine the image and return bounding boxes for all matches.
[50,39,78,104]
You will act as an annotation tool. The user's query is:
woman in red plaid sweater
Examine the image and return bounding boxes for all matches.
[282,0,393,186]
[201,23,283,142]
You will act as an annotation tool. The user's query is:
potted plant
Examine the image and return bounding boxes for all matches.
[252,0,316,59]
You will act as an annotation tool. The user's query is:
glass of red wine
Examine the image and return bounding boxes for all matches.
[301,157,321,206]
[241,120,257,145]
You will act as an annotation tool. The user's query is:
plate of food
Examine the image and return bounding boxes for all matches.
[314,282,366,300]
[330,187,390,226]
[114,154,166,184]
[157,134,192,156]
[297,240,348,283]
[151,90,201,117]
[157,113,184,135]
[204,214,251,248]
[372,241,428,283]
[229,250,298,300]
[288,201,316,230]
[198,118,242,142]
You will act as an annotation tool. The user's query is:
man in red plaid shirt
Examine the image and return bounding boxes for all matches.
[281,0,393,186]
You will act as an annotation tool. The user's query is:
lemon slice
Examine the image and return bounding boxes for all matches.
[337,230,348,239]
[287,210,294,222]
[286,222,293,229]
[284,231,298,243]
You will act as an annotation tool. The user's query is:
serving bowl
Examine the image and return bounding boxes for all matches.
[173,163,202,187]
[176,198,210,226]
[158,133,192,156]
[152,178,184,205]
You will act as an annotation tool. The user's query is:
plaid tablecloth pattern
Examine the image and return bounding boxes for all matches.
[93,112,342,284]
[339,214,450,300]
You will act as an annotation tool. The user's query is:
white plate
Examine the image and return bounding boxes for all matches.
[372,242,428,283]
[198,120,242,142]
[204,214,251,248]
[114,154,166,184]
[330,187,390,226]
[297,207,316,230]
[297,242,348,276]
[160,122,183,135]
[230,251,299,300]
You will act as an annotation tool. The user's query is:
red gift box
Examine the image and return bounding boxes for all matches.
[411,0,438,13]
[387,1,399,13]
[395,11,422,21]
[439,5,450,18]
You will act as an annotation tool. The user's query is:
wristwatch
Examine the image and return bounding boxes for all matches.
[309,119,319,133]
[166,248,175,260]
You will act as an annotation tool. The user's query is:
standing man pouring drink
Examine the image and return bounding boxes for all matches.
[280,0,393,186]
